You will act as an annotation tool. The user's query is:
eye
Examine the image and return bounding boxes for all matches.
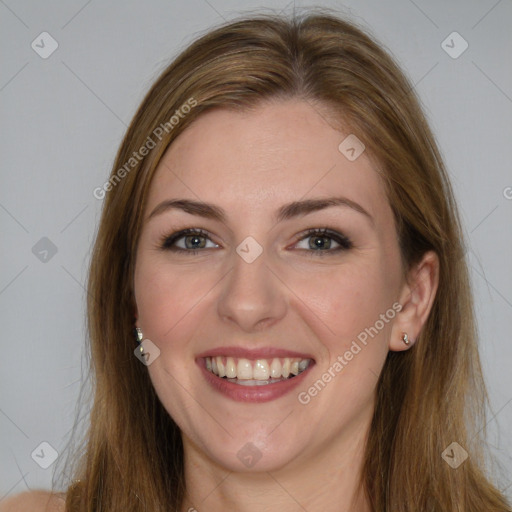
[159,228,219,254]
[158,227,353,256]
[293,228,353,256]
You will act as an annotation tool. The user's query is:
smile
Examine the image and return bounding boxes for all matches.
[197,350,315,403]
[205,356,312,385]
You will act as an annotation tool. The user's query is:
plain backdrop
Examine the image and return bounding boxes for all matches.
[1,0,511,501]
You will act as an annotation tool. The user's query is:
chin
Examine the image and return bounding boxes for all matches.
[197,435,305,474]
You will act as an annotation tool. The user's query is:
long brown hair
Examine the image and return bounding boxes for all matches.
[58,9,511,511]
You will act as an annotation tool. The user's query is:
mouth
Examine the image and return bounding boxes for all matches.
[197,350,315,403]
[204,356,313,386]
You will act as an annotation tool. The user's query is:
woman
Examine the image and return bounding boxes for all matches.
[3,10,510,512]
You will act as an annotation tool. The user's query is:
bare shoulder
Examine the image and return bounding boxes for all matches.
[0,491,66,512]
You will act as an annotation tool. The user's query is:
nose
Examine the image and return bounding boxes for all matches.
[216,249,287,333]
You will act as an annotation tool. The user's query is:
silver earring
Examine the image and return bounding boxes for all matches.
[134,327,143,344]
[402,332,410,345]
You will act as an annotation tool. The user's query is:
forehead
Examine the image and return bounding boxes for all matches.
[146,100,390,226]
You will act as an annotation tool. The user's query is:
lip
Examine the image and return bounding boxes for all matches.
[196,350,315,403]
[196,346,314,360]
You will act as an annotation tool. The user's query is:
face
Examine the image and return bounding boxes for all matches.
[133,99,407,473]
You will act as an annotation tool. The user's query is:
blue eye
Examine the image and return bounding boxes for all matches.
[159,227,353,256]
[294,228,353,255]
[160,228,218,254]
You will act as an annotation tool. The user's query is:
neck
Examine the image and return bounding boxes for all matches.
[180,407,373,512]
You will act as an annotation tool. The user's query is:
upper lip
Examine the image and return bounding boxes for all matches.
[196,346,315,360]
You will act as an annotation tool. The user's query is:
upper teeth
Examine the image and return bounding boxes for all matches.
[205,356,311,380]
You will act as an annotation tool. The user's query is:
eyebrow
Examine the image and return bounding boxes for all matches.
[147,196,374,227]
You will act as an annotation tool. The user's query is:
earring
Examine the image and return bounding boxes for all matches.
[134,327,143,344]
[401,332,410,345]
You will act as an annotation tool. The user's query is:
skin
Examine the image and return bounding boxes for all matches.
[133,99,439,512]
[0,491,65,512]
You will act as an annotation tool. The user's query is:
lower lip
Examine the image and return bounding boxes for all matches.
[197,359,314,403]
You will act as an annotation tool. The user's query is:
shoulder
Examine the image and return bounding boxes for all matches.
[0,491,66,512]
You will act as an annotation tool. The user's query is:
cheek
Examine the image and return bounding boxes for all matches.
[289,258,399,413]
[134,257,210,425]
[134,255,216,343]
[295,261,393,343]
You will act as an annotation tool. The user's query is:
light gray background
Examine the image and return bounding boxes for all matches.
[1,0,511,501]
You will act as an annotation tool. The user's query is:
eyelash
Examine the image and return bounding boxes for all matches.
[158,227,353,257]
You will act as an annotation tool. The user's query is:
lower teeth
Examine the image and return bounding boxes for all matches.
[224,376,293,386]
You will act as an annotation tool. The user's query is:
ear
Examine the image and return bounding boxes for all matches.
[390,250,439,352]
